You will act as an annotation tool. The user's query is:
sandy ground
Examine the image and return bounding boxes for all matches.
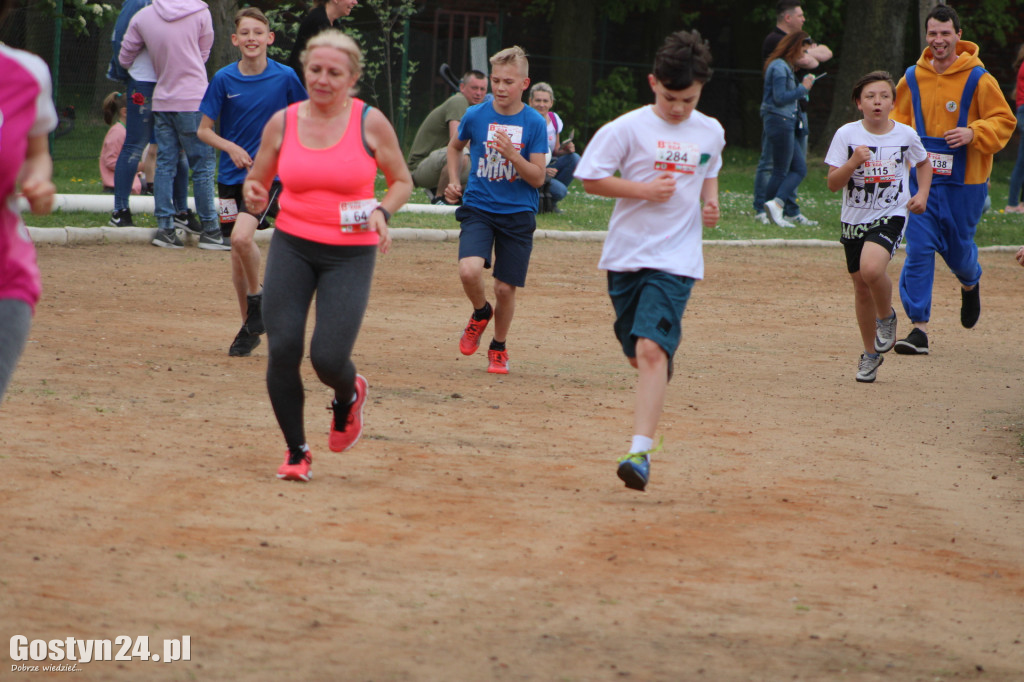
[2,237,1023,681]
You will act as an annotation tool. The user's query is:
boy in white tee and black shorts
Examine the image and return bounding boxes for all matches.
[824,70,931,383]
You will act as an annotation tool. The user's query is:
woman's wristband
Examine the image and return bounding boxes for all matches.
[373,205,391,224]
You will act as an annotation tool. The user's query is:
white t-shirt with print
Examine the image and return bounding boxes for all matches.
[824,120,927,226]
[576,105,725,279]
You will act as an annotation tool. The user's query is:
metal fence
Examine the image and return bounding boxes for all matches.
[1,2,800,169]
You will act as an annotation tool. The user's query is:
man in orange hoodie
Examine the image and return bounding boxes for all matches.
[890,4,1014,355]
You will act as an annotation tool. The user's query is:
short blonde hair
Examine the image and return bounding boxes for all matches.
[490,46,529,77]
[234,7,269,27]
[301,29,362,78]
[528,82,553,102]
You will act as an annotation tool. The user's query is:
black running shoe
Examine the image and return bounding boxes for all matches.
[229,327,261,356]
[244,293,264,335]
[894,327,929,355]
[109,208,134,227]
[151,229,184,249]
[174,209,202,236]
[960,285,980,329]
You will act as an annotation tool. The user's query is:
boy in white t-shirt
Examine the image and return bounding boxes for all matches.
[576,30,724,491]
[824,70,931,383]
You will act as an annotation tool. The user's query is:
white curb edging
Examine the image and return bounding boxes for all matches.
[22,195,1020,252]
[25,227,1022,252]
[19,193,459,215]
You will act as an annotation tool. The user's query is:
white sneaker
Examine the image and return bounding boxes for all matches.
[765,199,794,228]
[856,353,884,383]
[753,212,770,225]
[874,308,898,353]
[791,214,818,226]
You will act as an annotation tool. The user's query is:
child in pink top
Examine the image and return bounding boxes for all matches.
[0,26,58,403]
[99,91,143,194]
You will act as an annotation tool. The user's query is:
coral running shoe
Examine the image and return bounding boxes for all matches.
[459,314,490,355]
[487,348,509,374]
[277,449,312,482]
[329,374,367,452]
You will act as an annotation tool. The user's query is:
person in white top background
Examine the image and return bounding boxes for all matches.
[527,82,579,213]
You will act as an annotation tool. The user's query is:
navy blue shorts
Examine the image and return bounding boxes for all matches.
[456,205,536,288]
[607,269,695,360]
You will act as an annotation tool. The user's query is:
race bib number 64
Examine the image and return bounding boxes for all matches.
[339,199,378,232]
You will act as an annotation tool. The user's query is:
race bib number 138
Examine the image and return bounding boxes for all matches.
[928,151,954,176]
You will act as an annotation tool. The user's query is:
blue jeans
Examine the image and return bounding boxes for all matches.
[546,152,580,204]
[113,80,188,213]
[153,111,216,234]
[763,112,806,214]
[754,114,805,217]
[753,128,771,214]
[1007,104,1024,207]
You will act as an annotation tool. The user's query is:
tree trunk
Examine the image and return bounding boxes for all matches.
[550,0,595,121]
[919,0,942,52]
[207,0,238,76]
[817,0,910,155]
[93,20,116,119]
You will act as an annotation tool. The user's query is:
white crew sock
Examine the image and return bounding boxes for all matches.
[630,435,654,455]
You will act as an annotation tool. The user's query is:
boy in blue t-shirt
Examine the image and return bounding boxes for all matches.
[443,46,548,375]
[198,7,306,357]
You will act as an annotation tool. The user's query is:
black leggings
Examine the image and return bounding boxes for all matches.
[263,230,376,450]
[0,299,32,405]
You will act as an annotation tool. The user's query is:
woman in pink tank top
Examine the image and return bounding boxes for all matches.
[0,0,58,404]
[243,29,412,482]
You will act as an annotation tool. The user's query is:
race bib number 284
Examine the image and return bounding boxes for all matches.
[654,141,699,174]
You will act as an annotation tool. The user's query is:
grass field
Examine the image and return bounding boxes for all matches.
[43,132,1024,246]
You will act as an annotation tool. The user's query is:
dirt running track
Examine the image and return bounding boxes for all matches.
[2,237,1024,681]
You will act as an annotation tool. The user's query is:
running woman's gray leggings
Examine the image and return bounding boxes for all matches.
[262,230,376,450]
[0,299,32,404]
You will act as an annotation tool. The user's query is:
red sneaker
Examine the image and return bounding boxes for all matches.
[277,449,312,482]
[329,374,367,452]
[459,314,490,355]
[487,348,509,374]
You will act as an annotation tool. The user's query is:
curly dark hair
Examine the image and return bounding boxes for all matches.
[926,4,960,32]
[652,30,713,91]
